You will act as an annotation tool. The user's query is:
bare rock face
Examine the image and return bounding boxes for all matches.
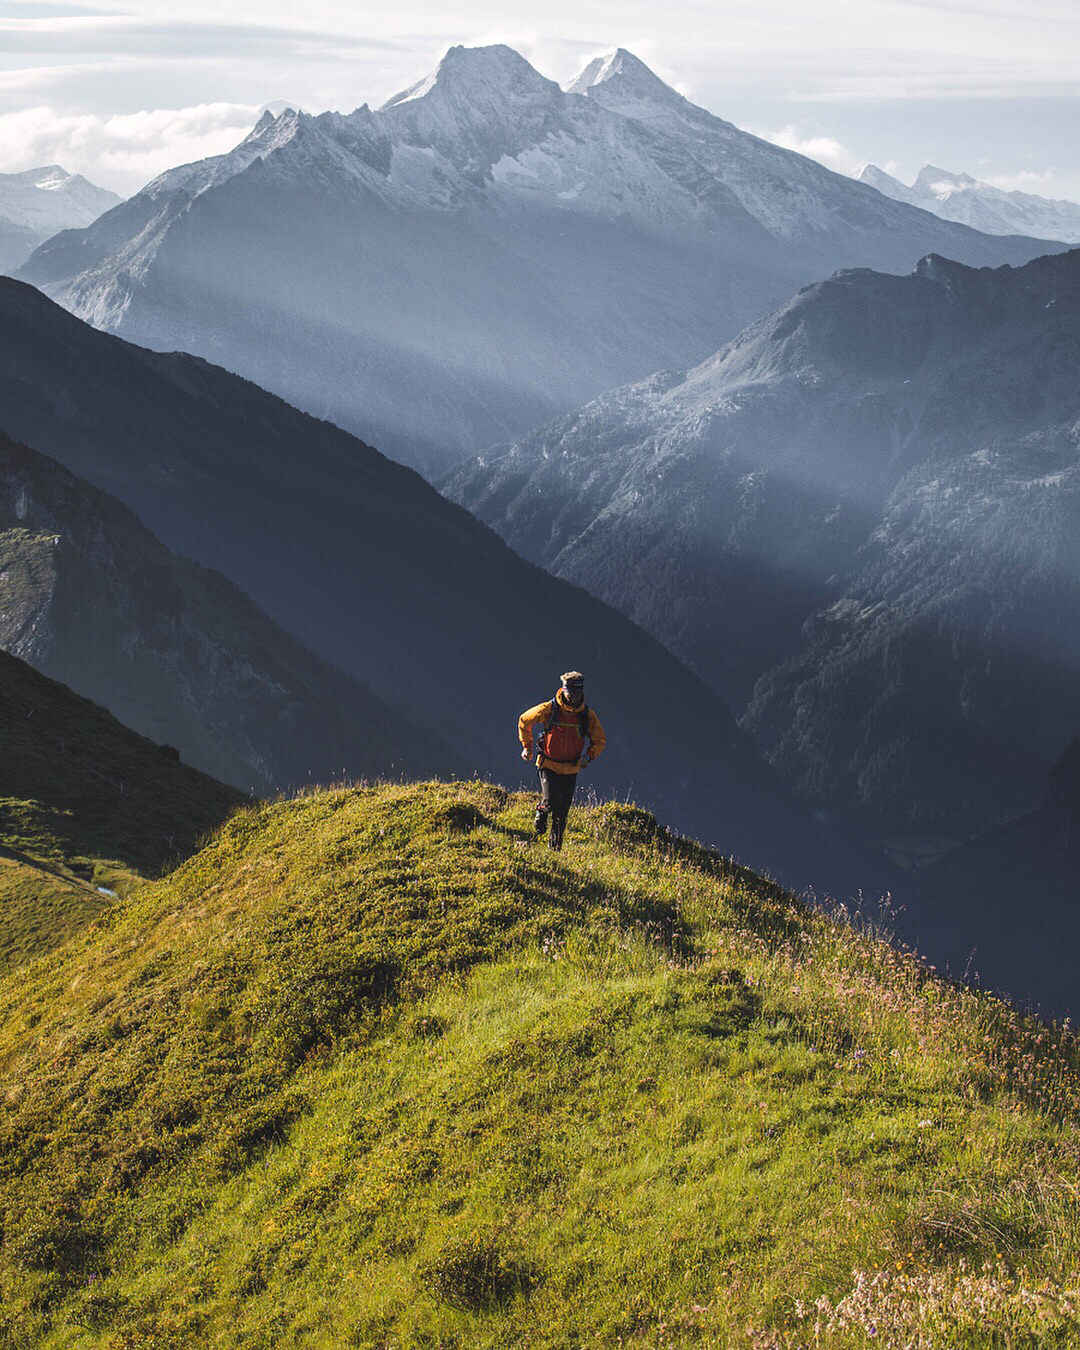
[17,47,1064,476]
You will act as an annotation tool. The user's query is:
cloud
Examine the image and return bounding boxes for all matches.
[0,15,411,56]
[983,167,1065,195]
[0,101,263,193]
[750,124,862,176]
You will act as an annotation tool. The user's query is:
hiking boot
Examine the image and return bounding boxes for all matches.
[534,807,549,836]
[549,816,565,851]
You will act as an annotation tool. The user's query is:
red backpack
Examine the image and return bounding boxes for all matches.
[541,696,589,764]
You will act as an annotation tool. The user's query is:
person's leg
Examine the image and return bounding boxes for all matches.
[535,768,552,834]
[548,773,578,850]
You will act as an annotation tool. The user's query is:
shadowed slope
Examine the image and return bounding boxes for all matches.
[0,644,242,970]
[446,248,1080,839]
[0,276,864,896]
[0,429,466,794]
[912,739,1080,1018]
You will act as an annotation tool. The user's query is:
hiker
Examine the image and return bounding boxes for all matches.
[519,671,605,850]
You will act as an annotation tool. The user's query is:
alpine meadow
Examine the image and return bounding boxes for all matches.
[2,15,1080,1350]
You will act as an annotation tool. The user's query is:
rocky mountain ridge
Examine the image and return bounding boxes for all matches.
[17,45,1065,475]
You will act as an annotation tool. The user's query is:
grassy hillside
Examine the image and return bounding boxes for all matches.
[0,647,243,972]
[0,780,1078,1348]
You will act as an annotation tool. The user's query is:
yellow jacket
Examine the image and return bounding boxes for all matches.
[519,690,606,775]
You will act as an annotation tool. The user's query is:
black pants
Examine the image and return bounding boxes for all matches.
[538,767,578,847]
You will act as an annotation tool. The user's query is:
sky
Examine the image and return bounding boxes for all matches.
[1,0,1078,201]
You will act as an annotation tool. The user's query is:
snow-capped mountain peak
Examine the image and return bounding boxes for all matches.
[381,44,558,112]
[0,165,118,219]
[0,165,120,270]
[859,162,1080,244]
[913,164,977,197]
[139,109,305,202]
[378,45,563,180]
[567,48,671,97]
[566,48,694,123]
[856,164,911,199]
[17,44,1067,475]
[242,106,305,151]
[30,165,70,192]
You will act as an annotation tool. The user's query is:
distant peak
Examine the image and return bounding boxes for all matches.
[565,47,683,106]
[260,100,304,118]
[380,44,555,111]
[914,253,968,283]
[10,165,71,190]
[857,163,904,190]
[240,105,305,152]
[441,42,531,69]
[915,164,976,192]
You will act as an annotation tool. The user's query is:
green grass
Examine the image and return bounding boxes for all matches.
[0,780,1078,1348]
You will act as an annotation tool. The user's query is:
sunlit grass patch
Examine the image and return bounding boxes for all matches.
[0,780,1078,1347]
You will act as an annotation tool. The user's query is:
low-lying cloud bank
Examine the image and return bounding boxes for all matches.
[0,101,266,195]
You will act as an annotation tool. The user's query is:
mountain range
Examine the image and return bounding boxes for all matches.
[858,164,1080,246]
[0,165,120,273]
[444,247,1080,845]
[0,275,868,894]
[0,429,461,793]
[16,46,1065,476]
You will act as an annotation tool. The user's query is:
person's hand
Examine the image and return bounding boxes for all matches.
[580,752,592,767]
[521,745,533,761]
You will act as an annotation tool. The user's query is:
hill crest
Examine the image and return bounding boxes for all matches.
[1,778,1078,1346]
